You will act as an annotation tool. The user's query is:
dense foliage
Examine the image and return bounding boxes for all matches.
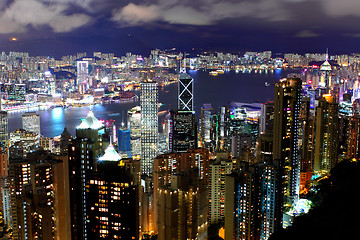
[270,159,360,240]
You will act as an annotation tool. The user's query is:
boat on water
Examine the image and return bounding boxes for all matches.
[216,69,225,74]
[265,82,270,87]
[209,71,219,76]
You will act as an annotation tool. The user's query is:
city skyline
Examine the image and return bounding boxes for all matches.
[1,0,360,57]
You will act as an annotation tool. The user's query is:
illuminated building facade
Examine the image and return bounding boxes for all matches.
[209,153,233,224]
[77,61,89,86]
[140,82,158,176]
[178,69,194,111]
[86,145,139,240]
[273,78,302,210]
[9,152,68,240]
[118,129,131,156]
[225,166,256,240]
[22,112,40,135]
[128,106,141,158]
[314,95,339,173]
[69,110,106,240]
[154,149,209,240]
[224,161,281,240]
[169,110,197,152]
[199,104,214,148]
[0,111,8,153]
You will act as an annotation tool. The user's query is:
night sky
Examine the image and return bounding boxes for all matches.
[1,0,360,57]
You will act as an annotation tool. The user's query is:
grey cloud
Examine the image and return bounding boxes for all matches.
[0,0,91,33]
[112,0,294,27]
[295,30,320,38]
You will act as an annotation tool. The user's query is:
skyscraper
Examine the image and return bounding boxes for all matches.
[86,145,140,239]
[128,106,142,159]
[314,94,339,173]
[199,103,214,148]
[169,110,197,152]
[154,148,209,239]
[273,78,302,210]
[22,112,40,135]
[178,66,194,111]
[140,82,158,176]
[69,110,107,240]
[209,153,233,224]
[76,61,89,86]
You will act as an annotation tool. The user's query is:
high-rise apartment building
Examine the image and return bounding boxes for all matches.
[140,82,158,176]
[22,112,40,135]
[224,161,281,240]
[9,151,70,240]
[314,95,339,173]
[273,78,302,210]
[154,148,209,240]
[86,145,140,239]
[209,153,233,224]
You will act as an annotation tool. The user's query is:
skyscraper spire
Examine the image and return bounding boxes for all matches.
[325,48,329,61]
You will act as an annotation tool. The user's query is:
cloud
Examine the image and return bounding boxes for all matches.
[111,3,161,26]
[0,0,91,33]
[295,30,320,38]
[163,6,212,25]
[323,0,360,17]
[111,0,294,27]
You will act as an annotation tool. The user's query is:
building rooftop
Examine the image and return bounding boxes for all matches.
[76,110,104,130]
[98,144,122,162]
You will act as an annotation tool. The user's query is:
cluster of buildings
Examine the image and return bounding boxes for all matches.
[0,49,359,239]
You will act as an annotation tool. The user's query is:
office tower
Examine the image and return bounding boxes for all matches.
[140,82,158,176]
[273,78,302,210]
[319,57,332,88]
[260,101,274,134]
[128,106,141,158]
[69,110,107,240]
[178,66,194,111]
[86,145,140,239]
[199,103,214,148]
[231,133,252,158]
[154,148,209,240]
[77,61,89,86]
[314,95,339,173]
[22,112,40,135]
[209,153,233,224]
[216,106,231,152]
[169,110,197,152]
[118,128,131,157]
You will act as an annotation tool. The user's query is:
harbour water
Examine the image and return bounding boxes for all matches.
[8,69,299,137]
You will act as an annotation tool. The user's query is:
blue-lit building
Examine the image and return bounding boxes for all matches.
[118,129,131,157]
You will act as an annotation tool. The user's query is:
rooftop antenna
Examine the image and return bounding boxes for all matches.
[325,48,329,61]
[180,52,186,73]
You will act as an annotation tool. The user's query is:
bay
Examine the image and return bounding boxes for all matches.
[8,69,299,137]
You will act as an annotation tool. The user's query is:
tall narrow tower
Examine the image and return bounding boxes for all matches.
[140,81,158,176]
[178,58,194,111]
[273,78,302,211]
